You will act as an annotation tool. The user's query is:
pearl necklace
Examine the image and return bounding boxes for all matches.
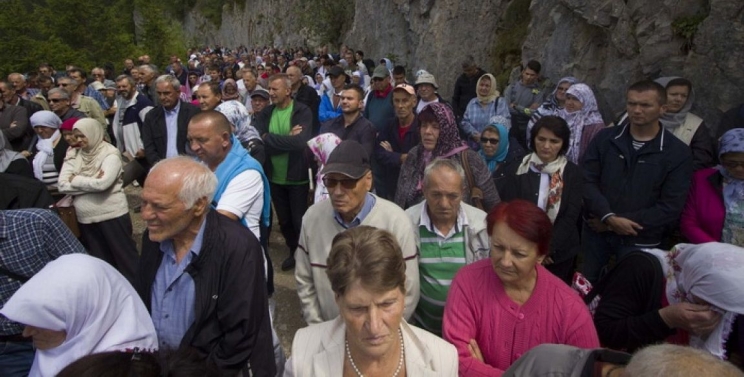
[345,328,405,377]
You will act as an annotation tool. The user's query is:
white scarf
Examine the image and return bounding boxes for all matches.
[643,243,744,359]
[517,153,568,223]
[0,254,158,376]
[32,130,60,181]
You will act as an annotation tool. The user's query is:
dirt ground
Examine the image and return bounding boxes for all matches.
[125,186,306,355]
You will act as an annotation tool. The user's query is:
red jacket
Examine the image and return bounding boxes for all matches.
[680,168,725,243]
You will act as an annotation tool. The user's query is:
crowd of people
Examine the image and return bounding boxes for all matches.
[1,44,744,377]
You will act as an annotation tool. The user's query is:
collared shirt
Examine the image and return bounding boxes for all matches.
[84,86,110,110]
[0,209,86,335]
[333,192,376,228]
[151,218,205,350]
[419,202,468,240]
[164,101,182,158]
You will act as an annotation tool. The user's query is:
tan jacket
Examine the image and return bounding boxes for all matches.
[284,317,458,377]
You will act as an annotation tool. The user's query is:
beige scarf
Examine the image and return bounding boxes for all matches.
[73,119,121,177]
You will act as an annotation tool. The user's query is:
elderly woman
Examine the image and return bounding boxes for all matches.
[285,226,458,376]
[26,110,69,188]
[494,116,583,283]
[443,200,599,375]
[57,119,139,282]
[478,123,525,174]
[460,73,512,144]
[555,83,605,165]
[0,254,157,377]
[526,76,578,145]
[590,243,744,359]
[0,132,32,178]
[681,129,744,246]
[395,103,500,211]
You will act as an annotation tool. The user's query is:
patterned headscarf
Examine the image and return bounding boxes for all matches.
[644,243,744,359]
[717,128,744,245]
[558,84,604,164]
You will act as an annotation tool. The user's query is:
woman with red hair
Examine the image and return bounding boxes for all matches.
[442,200,599,376]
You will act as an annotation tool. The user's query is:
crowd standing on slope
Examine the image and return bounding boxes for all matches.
[1,44,744,376]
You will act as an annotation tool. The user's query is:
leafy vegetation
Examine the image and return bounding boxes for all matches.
[491,0,531,88]
[0,0,187,76]
[672,13,708,53]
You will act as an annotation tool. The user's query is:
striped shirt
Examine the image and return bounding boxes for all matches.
[413,205,467,335]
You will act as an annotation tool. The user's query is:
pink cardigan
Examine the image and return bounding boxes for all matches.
[442,259,599,377]
[680,168,725,243]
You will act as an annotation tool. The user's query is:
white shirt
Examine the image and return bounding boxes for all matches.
[215,170,264,239]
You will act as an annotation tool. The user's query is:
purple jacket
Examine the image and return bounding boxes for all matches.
[680,168,724,243]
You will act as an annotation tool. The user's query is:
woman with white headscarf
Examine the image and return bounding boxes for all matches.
[0,254,158,377]
[590,242,744,359]
[555,83,605,165]
[57,119,139,283]
[460,73,512,146]
[27,110,69,187]
[0,132,32,178]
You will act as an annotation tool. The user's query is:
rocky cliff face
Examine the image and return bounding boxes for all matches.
[182,0,744,131]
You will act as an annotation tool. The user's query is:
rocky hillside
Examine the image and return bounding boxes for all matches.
[182,0,744,132]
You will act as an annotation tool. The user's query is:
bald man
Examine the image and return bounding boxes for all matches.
[286,65,320,134]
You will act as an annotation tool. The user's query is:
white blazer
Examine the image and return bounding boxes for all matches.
[284,317,458,377]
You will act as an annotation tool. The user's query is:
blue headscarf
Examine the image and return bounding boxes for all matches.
[479,123,510,172]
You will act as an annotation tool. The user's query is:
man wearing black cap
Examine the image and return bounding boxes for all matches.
[318,66,347,123]
[295,140,420,325]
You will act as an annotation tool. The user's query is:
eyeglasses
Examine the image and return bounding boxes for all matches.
[480,137,500,145]
[322,176,361,189]
[58,83,69,87]
[722,160,744,169]
[49,98,66,103]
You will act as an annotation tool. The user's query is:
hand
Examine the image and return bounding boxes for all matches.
[379,140,392,152]
[68,174,76,182]
[510,103,516,109]
[468,339,484,363]
[96,169,104,178]
[9,121,17,128]
[659,302,722,337]
[606,216,643,236]
[122,151,134,161]
[289,125,303,136]
[400,153,408,164]
[20,150,30,158]
[134,149,145,158]
[587,217,610,233]
[471,132,481,142]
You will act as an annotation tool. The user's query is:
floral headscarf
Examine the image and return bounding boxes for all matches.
[644,243,744,359]
[558,83,604,164]
[718,128,744,246]
[308,133,343,203]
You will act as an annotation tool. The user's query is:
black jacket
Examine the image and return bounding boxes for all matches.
[136,211,275,376]
[142,101,200,166]
[494,158,583,263]
[293,83,321,135]
[452,68,486,119]
[717,103,744,139]
[374,116,420,200]
[583,124,692,245]
[29,135,69,172]
[254,101,313,182]
[319,114,376,158]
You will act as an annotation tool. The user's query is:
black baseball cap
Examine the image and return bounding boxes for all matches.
[320,140,370,179]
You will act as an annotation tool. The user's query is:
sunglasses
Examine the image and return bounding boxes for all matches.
[49,98,66,103]
[322,176,361,189]
[480,137,500,145]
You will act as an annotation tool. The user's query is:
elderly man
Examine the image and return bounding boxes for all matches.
[7,73,39,101]
[136,157,274,376]
[0,85,30,152]
[415,71,447,113]
[286,65,320,134]
[1,79,42,119]
[404,158,489,335]
[295,140,420,325]
[241,69,263,114]
[31,75,53,111]
[138,64,160,106]
[254,74,313,271]
[111,74,154,186]
[0,208,86,377]
[141,75,200,167]
[47,87,86,122]
[67,67,110,112]
[57,77,107,130]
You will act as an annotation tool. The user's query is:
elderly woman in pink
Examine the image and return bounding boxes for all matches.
[443,200,599,376]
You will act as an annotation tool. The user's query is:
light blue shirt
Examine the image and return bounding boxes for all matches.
[164,101,181,158]
[334,193,376,228]
[151,218,205,350]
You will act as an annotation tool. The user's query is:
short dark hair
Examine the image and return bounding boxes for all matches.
[343,83,365,100]
[68,66,87,80]
[525,60,542,74]
[37,75,53,84]
[665,77,692,92]
[392,65,406,76]
[530,115,571,155]
[56,351,161,377]
[208,64,221,73]
[628,80,667,105]
[201,81,221,96]
[356,50,364,58]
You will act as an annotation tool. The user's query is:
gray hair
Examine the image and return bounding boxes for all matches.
[57,77,79,87]
[423,158,466,190]
[47,87,70,99]
[268,73,291,90]
[155,74,181,91]
[149,156,217,209]
[8,73,26,82]
[138,64,157,74]
[624,344,744,377]
[115,74,135,87]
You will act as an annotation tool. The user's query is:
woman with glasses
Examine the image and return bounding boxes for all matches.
[493,116,583,283]
[478,122,525,175]
[395,103,500,211]
[681,128,744,247]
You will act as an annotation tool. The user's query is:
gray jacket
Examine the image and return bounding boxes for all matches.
[405,201,490,264]
[504,344,630,377]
